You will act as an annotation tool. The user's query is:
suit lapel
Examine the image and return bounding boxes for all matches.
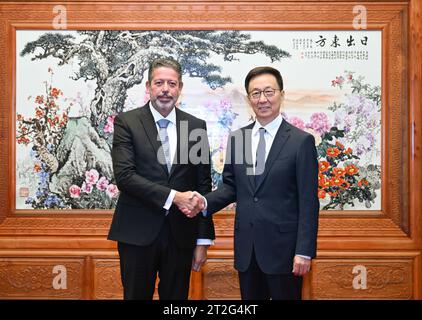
[254,120,291,191]
[138,104,169,177]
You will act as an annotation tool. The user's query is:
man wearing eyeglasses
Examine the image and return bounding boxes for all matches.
[202,66,319,300]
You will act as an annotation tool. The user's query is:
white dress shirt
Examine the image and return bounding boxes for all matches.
[251,114,283,174]
[150,103,177,210]
[150,104,212,246]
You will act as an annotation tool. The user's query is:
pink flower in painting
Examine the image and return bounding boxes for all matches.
[103,115,116,133]
[85,169,99,185]
[96,176,109,191]
[104,123,113,133]
[81,182,93,194]
[289,116,306,130]
[331,76,345,87]
[106,184,119,198]
[306,112,331,135]
[69,185,81,198]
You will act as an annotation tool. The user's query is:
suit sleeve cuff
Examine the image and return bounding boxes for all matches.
[164,189,176,210]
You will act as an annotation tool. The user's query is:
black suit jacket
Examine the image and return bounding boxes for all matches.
[206,120,319,274]
[108,103,215,249]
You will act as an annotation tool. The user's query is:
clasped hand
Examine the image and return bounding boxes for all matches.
[173,191,205,218]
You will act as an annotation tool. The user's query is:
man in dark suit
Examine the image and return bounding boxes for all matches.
[200,66,319,300]
[108,58,215,300]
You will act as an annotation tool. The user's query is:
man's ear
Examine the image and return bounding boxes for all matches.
[179,81,184,90]
[280,90,285,103]
[146,81,150,90]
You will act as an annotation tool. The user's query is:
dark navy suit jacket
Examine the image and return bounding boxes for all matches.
[206,120,319,274]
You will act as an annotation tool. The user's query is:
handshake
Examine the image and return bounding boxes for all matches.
[173,191,206,218]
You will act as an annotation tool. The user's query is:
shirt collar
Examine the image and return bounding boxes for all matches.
[252,114,283,138]
[149,102,177,125]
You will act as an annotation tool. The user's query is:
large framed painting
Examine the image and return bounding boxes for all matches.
[14,29,382,212]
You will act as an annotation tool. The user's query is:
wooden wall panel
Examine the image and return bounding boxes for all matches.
[202,259,240,300]
[0,257,84,299]
[310,256,417,299]
[92,259,123,300]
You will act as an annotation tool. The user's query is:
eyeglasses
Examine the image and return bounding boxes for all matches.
[248,88,281,100]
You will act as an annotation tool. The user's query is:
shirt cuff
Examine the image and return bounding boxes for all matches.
[196,239,214,246]
[164,189,176,210]
[295,254,311,260]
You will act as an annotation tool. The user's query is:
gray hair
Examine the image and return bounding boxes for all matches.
[148,58,182,83]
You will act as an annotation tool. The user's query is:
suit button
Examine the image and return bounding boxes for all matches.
[253,197,258,202]
[250,222,254,226]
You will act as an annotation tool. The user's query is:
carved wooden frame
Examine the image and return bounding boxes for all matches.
[0,1,420,262]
